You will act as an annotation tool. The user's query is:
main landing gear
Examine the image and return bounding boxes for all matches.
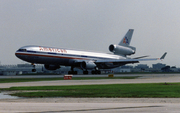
[91,70,101,74]
[83,70,88,74]
[31,63,36,72]
[68,67,77,74]
[68,71,77,74]
[83,70,101,75]
[68,67,101,75]
[91,67,101,74]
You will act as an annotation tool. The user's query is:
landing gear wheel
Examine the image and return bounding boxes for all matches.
[91,71,95,74]
[32,69,36,72]
[68,71,72,74]
[91,70,101,74]
[83,71,88,75]
[68,71,77,75]
[68,66,78,75]
[97,70,101,74]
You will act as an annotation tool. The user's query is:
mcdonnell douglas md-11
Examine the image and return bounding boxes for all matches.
[15,29,167,74]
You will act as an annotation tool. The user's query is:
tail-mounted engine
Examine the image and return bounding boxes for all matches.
[109,44,136,56]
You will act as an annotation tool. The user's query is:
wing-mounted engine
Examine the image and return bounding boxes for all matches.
[109,44,136,56]
[80,61,97,70]
[44,64,60,70]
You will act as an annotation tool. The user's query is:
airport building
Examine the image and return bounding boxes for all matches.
[0,64,43,75]
[134,64,149,69]
[0,63,179,75]
[152,63,166,69]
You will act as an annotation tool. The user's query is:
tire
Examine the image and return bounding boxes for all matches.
[73,71,78,75]
[32,69,36,72]
[91,70,101,74]
[68,71,77,75]
[83,71,88,74]
[68,71,72,74]
[97,70,101,74]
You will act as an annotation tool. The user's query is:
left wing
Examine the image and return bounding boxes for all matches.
[95,52,167,64]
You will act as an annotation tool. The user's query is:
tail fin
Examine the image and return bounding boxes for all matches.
[119,29,134,46]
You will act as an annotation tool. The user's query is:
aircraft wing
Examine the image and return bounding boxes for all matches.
[95,58,157,63]
[95,52,167,63]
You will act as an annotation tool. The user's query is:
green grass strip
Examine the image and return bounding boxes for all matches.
[0,76,138,83]
[4,83,180,98]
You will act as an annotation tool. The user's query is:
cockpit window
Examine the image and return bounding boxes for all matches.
[18,49,27,52]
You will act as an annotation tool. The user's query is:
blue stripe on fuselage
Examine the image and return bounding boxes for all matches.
[16,50,114,60]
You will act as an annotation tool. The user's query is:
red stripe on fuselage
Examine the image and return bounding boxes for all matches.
[15,52,90,60]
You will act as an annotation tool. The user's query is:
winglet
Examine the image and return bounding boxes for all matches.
[160,52,167,60]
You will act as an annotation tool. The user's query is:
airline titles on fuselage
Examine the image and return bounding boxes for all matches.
[39,46,67,53]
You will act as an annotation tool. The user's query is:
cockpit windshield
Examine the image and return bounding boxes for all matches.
[18,49,27,52]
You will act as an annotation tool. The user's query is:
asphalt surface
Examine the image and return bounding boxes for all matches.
[0,74,180,113]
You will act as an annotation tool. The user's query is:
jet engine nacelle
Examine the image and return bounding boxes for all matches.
[109,44,136,56]
[81,61,97,70]
[44,64,60,70]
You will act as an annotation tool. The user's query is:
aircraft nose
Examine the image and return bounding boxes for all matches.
[15,47,28,61]
[15,49,21,58]
[15,50,18,57]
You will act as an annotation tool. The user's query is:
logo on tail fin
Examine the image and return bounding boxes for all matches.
[123,37,129,44]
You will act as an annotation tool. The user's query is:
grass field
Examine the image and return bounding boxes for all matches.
[2,83,180,98]
[0,76,139,83]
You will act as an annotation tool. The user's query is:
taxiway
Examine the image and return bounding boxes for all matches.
[0,74,180,113]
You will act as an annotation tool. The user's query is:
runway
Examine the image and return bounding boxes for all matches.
[0,102,180,113]
[0,74,180,113]
[0,74,179,88]
[1,98,180,113]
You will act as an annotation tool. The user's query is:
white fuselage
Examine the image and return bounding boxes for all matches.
[15,45,127,69]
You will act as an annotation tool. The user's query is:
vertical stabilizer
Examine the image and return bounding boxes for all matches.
[118,29,134,46]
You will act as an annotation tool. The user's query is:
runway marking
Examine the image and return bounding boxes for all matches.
[25,105,163,113]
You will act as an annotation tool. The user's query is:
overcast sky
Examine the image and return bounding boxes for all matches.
[0,0,180,67]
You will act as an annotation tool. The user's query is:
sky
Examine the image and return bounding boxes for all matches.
[0,0,180,67]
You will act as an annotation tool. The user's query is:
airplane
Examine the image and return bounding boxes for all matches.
[15,29,167,74]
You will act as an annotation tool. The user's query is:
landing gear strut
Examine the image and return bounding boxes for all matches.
[31,63,36,72]
[68,66,77,74]
[91,67,101,74]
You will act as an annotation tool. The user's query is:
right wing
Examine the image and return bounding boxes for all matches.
[95,52,167,64]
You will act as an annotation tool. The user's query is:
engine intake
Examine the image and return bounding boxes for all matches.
[44,64,60,70]
[109,44,135,56]
[81,61,96,70]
